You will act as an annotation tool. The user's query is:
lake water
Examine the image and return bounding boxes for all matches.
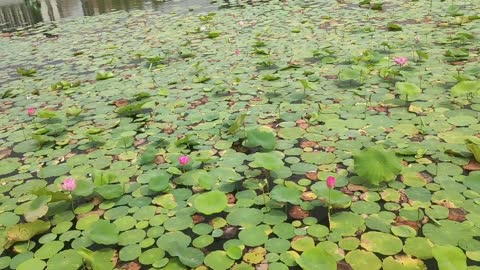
[0,0,248,31]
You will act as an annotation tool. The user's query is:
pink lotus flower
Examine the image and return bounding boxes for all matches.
[61,177,77,192]
[393,57,408,66]
[27,107,36,116]
[178,155,190,166]
[326,176,336,189]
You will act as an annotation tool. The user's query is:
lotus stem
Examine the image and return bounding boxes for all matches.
[328,189,332,230]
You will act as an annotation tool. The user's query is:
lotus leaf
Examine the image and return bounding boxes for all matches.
[87,220,119,245]
[246,126,276,151]
[433,245,467,270]
[5,221,50,249]
[193,190,228,215]
[360,232,403,255]
[354,146,402,185]
[204,251,234,270]
[296,246,336,270]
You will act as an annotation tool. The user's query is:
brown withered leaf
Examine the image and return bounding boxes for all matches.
[464,160,480,171]
[346,183,368,193]
[289,205,310,219]
[337,261,353,270]
[76,209,105,220]
[192,214,205,224]
[301,191,317,201]
[0,148,12,160]
[227,193,236,204]
[394,216,420,231]
[154,155,165,164]
[119,262,141,270]
[300,140,318,148]
[114,99,129,107]
[448,208,467,222]
[305,171,318,180]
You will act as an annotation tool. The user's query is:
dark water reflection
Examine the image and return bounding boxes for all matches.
[0,0,225,31]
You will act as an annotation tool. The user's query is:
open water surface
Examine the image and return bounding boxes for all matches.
[0,0,250,31]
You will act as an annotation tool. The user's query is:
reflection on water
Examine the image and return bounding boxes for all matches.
[0,0,220,31]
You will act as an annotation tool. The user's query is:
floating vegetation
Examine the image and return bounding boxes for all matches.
[0,0,480,269]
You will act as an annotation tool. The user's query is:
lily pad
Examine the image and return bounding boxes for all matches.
[87,220,119,245]
[296,246,336,270]
[360,232,403,255]
[193,190,228,215]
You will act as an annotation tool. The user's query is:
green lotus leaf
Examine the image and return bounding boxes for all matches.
[87,220,119,245]
[433,245,467,270]
[5,220,50,249]
[227,208,264,227]
[246,126,276,151]
[291,236,315,252]
[156,231,191,256]
[395,82,421,101]
[250,151,284,171]
[466,136,480,162]
[193,190,228,215]
[296,246,336,270]
[17,258,46,270]
[311,182,352,208]
[451,80,480,96]
[345,250,381,270]
[0,158,21,176]
[119,244,141,261]
[330,212,365,236]
[148,171,171,192]
[34,241,64,259]
[238,226,268,247]
[178,247,205,268]
[46,250,83,270]
[24,195,50,222]
[77,248,115,270]
[360,231,403,255]
[95,184,124,199]
[354,146,402,185]
[423,220,474,245]
[204,251,234,270]
[403,237,434,259]
[270,185,302,205]
[382,256,427,270]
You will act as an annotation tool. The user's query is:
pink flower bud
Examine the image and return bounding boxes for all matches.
[393,57,408,66]
[27,107,36,116]
[178,155,190,166]
[61,177,77,192]
[235,49,240,55]
[326,176,336,189]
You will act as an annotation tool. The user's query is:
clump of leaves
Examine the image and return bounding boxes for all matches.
[16,67,37,77]
[451,80,480,99]
[116,101,148,117]
[395,82,422,101]
[145,55,166,68]
[66,106,82,117]
[96,71,115,80]
[299,79,317,96]
[444,48,469,62]
[387,22,402,31]
[359,0,383,11]
[354,145,402,185]
[51,80,80,90]
[466,136,480,162]
[339,65,369,85]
